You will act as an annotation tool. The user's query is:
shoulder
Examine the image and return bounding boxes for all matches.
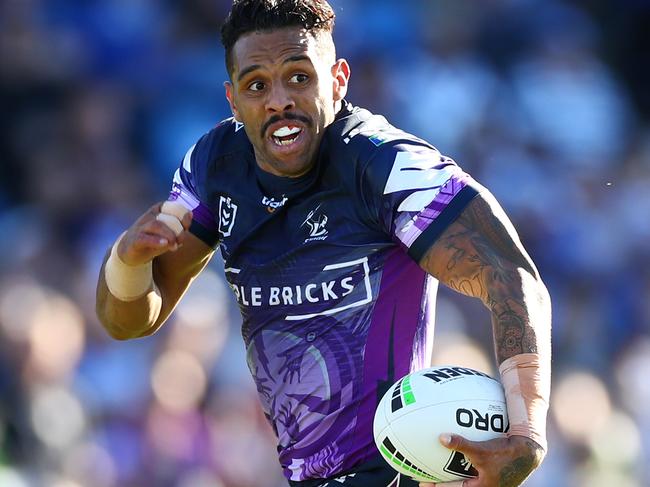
[186,117,253,171]
[173,117,254,202]
[325,102,442,171]
[324,103,457,190]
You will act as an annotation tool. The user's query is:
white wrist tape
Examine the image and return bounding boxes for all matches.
[156,213,183,235]
[156,201,190,236]
[104,233,153,301]
[161,200,190,220]
[499,353,550,451]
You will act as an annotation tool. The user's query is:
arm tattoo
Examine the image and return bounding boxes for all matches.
[498,439,545,487]
[491,299,538,360]
[420,194,549,363]
[498,454,535,487]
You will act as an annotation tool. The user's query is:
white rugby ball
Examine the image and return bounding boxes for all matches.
[373,365,508,483]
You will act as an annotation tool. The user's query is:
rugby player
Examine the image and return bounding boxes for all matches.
[96,1,551,486]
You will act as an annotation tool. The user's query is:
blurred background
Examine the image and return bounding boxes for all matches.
[1,0,649,486]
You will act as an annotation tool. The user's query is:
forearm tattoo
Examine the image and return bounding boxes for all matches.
[420,194,548,363]
[498,439,545,487]
[491,299,538,360]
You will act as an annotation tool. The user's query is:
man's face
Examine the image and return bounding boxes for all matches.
[225,27,350,178]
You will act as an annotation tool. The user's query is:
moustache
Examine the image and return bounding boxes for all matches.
[261,113,313,139]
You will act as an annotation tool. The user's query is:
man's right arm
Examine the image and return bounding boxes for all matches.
[96,202,215,340]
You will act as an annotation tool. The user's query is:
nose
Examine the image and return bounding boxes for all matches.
[265,82,295,113]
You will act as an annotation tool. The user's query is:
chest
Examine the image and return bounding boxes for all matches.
[211,184,384,267]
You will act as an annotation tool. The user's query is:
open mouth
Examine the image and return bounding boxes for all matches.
[271,125,303,147]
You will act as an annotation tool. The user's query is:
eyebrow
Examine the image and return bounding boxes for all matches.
[237,64,261,82]
[236,55,312,82]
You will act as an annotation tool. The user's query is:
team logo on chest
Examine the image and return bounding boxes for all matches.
[219,196,238,237]
[301,204,329,243]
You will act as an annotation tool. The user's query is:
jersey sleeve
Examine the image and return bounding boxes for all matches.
[168,134,220,248]
[362,143,480,262]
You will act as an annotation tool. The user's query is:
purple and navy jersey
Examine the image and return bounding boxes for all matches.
[168,102,480,481]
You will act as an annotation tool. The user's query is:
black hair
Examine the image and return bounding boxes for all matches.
[221,0,336,76]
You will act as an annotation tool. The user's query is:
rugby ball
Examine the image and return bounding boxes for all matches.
[373,365,508,483]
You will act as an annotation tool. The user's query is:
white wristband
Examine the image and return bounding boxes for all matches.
[104,232,153,301]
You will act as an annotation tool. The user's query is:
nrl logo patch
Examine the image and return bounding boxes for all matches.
[218,196,238,237]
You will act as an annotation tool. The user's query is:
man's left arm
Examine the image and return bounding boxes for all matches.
[418,189,551,487]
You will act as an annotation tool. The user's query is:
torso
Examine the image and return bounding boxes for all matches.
[169,102,478,481]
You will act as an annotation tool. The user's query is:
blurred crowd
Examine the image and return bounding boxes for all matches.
[1,0,649,486]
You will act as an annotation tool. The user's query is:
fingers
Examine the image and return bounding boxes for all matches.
[117,201,193,265]
[440,433,481,456]
[147,202,192,250]
[158,201,192,235]
[138,217,180,250]
[160,201,190,221]
[437,434,477,487]
[148,201,192,246]
[117,227,174,266]
[156,212,184,235]
[130,230,174,250]
[437,436,515,487]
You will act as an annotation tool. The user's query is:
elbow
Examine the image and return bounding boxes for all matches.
[511,263,550,309]
[102,321,156,341]
[486,265,552,314]
[96,305,151,341]
[100,317,141,341]
[95,292,160,341]
[106,326,137,341]
[529,265,552,311]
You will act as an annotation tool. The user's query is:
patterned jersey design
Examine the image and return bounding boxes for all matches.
[168,102,479,481]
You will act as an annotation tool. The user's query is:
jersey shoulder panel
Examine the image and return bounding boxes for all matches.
[323,103,439,194]
[187,117,253,183]
[326,103,480,261]
[327,103,434,160]
[170,117,254,247]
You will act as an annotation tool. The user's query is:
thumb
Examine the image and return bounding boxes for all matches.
[439,433,479,455]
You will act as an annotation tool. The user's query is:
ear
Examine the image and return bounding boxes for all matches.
[331,59,351,103]
[224,81,241,121]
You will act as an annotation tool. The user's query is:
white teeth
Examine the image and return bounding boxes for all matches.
[274,137,297,146]
[273,126,301,137]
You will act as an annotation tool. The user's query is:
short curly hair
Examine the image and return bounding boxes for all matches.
[221,0,336,76]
